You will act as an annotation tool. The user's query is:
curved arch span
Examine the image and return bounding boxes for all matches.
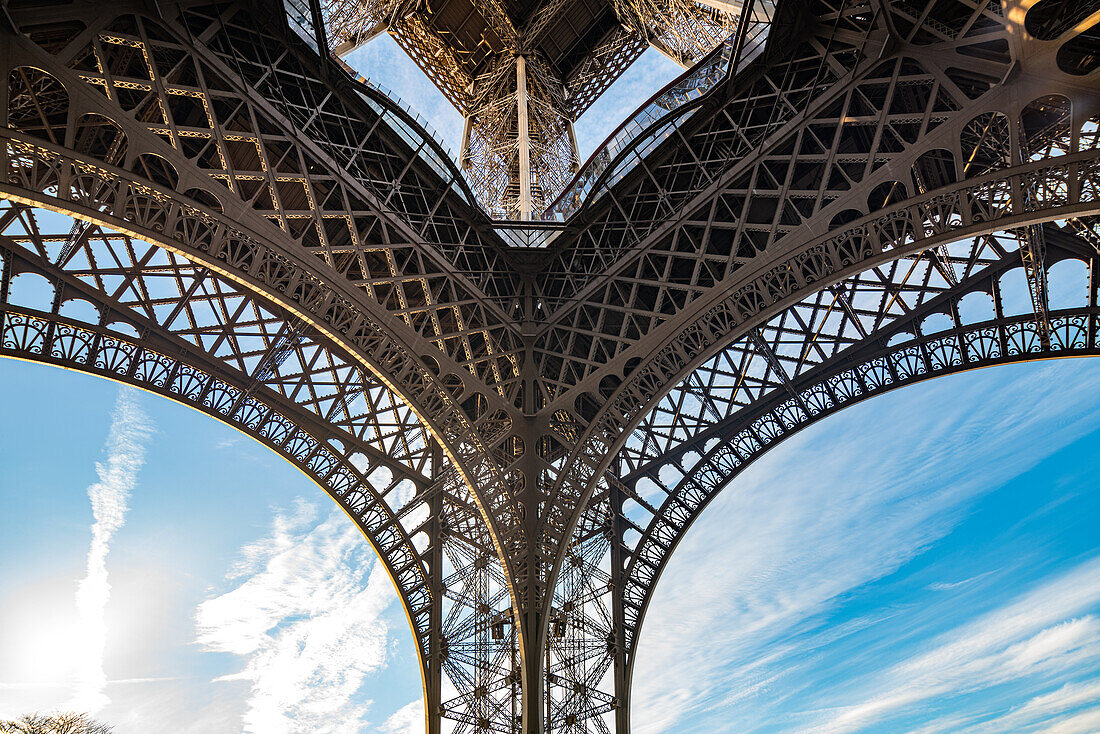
[545,95,1100,585]
[0,215,442,695]
[0,302,440,662]
[0,203,532,733]
[1,35,527,590]
[610,221,1100,723]
[0,135,526,601]
[612,310,1100,724]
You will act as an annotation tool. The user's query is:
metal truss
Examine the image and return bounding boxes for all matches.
[318,0,750,217]
[0,200,443,656]
[3,1,1100,732]
[608,222,1100,717]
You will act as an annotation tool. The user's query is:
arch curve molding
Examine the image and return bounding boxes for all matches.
[613,220,1100,715]
[0,130,529,580]
[0,290,439,664]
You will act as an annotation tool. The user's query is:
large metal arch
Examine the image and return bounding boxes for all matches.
[539,216,1100,731]
[616,313,1100,720]
[529,24,1100,712]
[535,4,1100,551]
[1,7,552,723]
[611,224,1100,723]
[0,197,536,734]
[0,203,525,733]
[0,257,443,710]
[545,67,1100,503]
[0,7,533,584]
[541,142,1100,632]
[0,131,531,595]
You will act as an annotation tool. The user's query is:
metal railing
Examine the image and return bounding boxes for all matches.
[282,1,475,204]
[334,59,475,205]
[284,0,773,229]
[543,1,773,222]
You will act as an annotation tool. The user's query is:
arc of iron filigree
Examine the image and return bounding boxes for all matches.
[0,223,444,664]
[540,8,1100,727]
[544,143,1100,647]
[537,6,1098,548]
[0,4,532,597]
[614,228,1100,681]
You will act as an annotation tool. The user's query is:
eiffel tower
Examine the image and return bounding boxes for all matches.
[1,0,1098,731]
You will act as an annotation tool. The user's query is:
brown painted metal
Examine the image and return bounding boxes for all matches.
[1,1,1099,731]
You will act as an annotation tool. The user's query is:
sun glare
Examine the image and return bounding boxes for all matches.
[6,602,80,689]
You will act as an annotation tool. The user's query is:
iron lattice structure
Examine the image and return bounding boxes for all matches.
[2,0,1100,732]
[312,0,755,218]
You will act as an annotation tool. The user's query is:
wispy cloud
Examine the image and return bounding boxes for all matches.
[574,50,680,156]
[631,361,1100,734]
[908,680,1100,734]
[215,436,241,450]
[382,700,424,734]
[69,388,152,715]
[927,570,997,591]
[809,557,1100,733]
[346,35,464,156]
[195,500,400,733]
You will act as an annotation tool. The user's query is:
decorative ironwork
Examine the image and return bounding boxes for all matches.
[2,1,1099,732]
[317,0,760,217]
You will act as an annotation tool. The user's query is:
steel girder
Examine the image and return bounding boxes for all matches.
[2,0,1100,732]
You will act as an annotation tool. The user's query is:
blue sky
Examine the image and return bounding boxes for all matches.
[4,351,1100,733]
[631,357,1100,733]
[0,359,423,732]
[3,30,1100,734]
[343,35,682,162]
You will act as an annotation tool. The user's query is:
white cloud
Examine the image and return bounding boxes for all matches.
[809,580,1100,733]
[195,501,401,733]
[921,681,1100,734]
[1040,706,1100,734]
[382,699,424,734]
[630,361,1100,734]
[70,388,152,715]
[928,570,996,591]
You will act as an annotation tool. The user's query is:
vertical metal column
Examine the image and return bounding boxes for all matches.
[426,444,445,734]
[609,475,631,734]
[516,55,532,220]
[566,120,580,172]
[461,116,473,168]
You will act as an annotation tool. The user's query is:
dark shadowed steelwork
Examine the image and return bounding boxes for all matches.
[313,0,763,218]
[1,0,1098,731]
